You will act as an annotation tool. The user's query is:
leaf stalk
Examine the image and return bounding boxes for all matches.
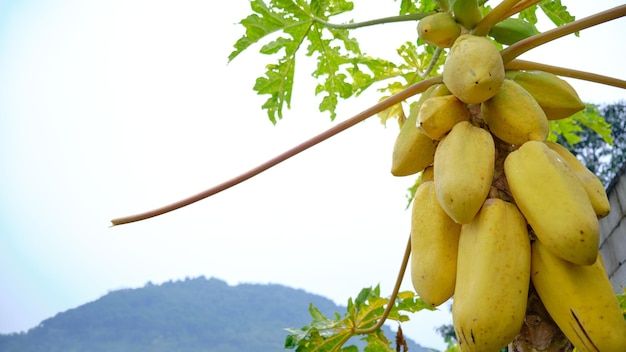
[110,76,443,226]
[501,0,542,20]
[500,5,626,64]
[312,13,431,30]
[505,60,626,89]
[472,0,522,36]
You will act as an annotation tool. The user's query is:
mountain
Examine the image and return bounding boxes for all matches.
[0,277,436,351]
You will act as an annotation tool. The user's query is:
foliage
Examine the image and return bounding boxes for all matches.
[557,101,626,186]
[228,0,406,123]
[284,285,435,351]
[229,0,581,126]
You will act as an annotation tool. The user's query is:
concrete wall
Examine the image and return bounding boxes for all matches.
[599,163,626,293]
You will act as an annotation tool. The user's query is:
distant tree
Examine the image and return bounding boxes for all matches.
[557,101,626,187]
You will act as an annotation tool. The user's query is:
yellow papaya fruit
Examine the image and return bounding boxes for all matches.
[391,83,453,176]
[391,103,436,177]
[421,165,434,182]
[418,12,462,48]
[505,70,585,120]
[544,141,610,218]
[434,121,495,224]
[410,181,461,307]
[443,34,505,104]
[504,140,599,265]
[417,95,471,140]
[481,79,549,145]
[453,198,530,352]
[531,241,626,351]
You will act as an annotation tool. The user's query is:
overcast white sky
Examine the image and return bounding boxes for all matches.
[1,1,625,350]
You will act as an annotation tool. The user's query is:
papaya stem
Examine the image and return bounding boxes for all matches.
[312,12,431,30]
[110,76,443,226]
[472,0,522,36]
[501,0,542,20]
[505,59,626,89]
[353,234,411,335]
[419,46,443,79]
[500,5,626,64]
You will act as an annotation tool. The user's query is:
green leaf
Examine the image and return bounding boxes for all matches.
[230,0,315,123]
[397,0,438,15]
[284,285,435,351]
[519,5,539,26]
[231,0,445,123]
[548,104,613,146]
[362,329,393,351]
[548,118,583,145]
[355,287,373,309]
[572,104,614,145]
[539,0,577,34]
[618,289,625,320]
[229,0,310,62]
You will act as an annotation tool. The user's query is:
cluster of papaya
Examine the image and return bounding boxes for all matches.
[392,2,626,351]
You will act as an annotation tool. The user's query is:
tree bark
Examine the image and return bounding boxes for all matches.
[509,284,573,352]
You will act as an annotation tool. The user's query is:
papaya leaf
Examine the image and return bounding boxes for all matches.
[376,93,406,127]
[362,330,393,351]
[397,0,437,15]
[519,5,539,26]
[355,286,374,309]
[539,0,577,34]
[398,0,419,15]
[404,175,420,210]
[548,118,583,145]
[284,285,434,351]
[571,104,614,145]
[548,104,613,146]
[231,0,445,123]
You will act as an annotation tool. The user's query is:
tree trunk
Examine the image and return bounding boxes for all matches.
[509,284,573,352]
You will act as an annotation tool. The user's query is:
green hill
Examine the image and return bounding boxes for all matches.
[0,277,434,351]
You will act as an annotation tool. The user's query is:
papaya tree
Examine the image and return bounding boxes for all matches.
[111,1,626,351]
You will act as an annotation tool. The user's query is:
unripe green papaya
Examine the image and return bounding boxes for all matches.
[489,18,538,45]
[505,70,585,120]
[452,0,482,30]
[418,12,462,48]
[443,34,505,104]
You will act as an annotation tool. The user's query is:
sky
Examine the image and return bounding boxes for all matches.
[0,1,625,350]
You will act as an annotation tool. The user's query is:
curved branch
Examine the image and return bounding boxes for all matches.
[500,5,626,64]
[472,0,521,36]
[353,234,411,335]
[312,12,431,30]
[501,0,542,22]
[110,76,443,226]
[505,60,626,89]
